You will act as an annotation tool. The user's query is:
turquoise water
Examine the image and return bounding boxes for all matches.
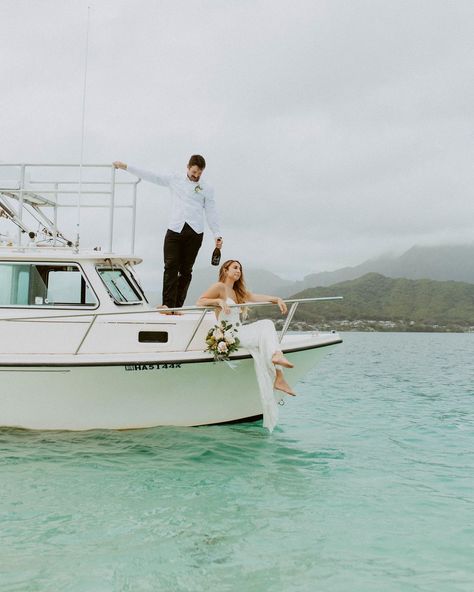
[1,333,473,592]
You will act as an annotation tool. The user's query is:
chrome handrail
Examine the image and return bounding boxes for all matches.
[0,297,342,322]
[279,302,299,343]
[74,315,98,355]
[0,163,141,254]
[0,296,343,355]
[184,309,209,352]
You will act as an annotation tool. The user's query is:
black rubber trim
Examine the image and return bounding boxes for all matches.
[0,339,343,368]
[202,414,263,426]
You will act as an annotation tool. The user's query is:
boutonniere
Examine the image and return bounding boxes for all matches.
[194,184,203,193]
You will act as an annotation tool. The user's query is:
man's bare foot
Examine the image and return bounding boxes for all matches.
[274,370,296,396]
[156,305,184,316]
[272,352,294,368]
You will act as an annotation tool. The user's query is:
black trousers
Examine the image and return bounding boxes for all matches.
[162,223,203,308]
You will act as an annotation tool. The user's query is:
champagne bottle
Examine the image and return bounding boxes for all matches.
[211,241,222,266]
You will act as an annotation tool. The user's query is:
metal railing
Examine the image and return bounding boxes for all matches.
[0,163,140,253]
[1,296,343,355]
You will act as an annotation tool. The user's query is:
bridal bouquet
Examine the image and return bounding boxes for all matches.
[205,320,240,361]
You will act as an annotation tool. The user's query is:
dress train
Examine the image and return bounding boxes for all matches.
[221,299,281,432]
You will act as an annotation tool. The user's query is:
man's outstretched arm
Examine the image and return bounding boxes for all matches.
[113,161,172,187]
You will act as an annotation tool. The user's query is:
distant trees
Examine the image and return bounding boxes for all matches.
[251,273,474,332]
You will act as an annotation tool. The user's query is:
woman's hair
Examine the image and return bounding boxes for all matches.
[218,260,249,304]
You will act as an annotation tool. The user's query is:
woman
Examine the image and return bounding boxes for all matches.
[197,260,296,432]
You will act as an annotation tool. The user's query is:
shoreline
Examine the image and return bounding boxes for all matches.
[272,319,474,334]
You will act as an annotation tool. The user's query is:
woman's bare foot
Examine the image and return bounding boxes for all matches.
[272,352,294,368]
[274,369,296,396]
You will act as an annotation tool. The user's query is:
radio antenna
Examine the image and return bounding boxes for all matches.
[76,5,91,249]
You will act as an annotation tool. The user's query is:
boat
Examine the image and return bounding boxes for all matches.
[0,163,343,430]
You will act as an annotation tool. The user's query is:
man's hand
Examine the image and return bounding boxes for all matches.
[113,161,127,170]
[215,237,223,249]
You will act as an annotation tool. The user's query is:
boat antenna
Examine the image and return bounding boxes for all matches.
[76,5,91,249]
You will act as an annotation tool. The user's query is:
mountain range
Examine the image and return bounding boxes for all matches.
[294,243,474,290]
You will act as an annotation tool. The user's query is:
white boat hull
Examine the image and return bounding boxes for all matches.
[0,336,340,430]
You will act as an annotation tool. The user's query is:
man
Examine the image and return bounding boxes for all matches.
[113,155,222,309]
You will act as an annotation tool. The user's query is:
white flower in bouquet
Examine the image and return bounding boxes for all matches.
[224,330,235,344]
[217,341,228,353]
[213,328,224,340]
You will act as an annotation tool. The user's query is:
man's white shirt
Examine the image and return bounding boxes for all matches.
[127,165,221,238]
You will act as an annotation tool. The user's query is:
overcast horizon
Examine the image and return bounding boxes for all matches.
[1,0,473,286]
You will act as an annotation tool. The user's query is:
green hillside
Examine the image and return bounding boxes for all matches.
[252,273,474,332]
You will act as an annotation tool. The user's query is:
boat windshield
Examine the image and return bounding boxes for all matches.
[0,262,97,308]
[97,266,142,305]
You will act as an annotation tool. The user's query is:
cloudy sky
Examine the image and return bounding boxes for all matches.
[1,0,473,285]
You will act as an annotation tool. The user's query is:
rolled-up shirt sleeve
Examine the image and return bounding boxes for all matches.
[204,188,221,238]
[127,165,172,187]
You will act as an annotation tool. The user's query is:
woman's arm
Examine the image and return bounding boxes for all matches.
[196,283,230,314]
[246,292,288,314]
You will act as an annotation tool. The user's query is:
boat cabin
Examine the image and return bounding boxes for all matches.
[0,164,214,356]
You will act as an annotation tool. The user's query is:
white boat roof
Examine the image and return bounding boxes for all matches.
[0,246,142,264]
[0,163,143,258]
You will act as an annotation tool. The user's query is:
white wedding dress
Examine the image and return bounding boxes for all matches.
[220,298,282,432]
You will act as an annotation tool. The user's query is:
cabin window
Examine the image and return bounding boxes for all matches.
[0,262,97,307]
[97,267,142,304]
